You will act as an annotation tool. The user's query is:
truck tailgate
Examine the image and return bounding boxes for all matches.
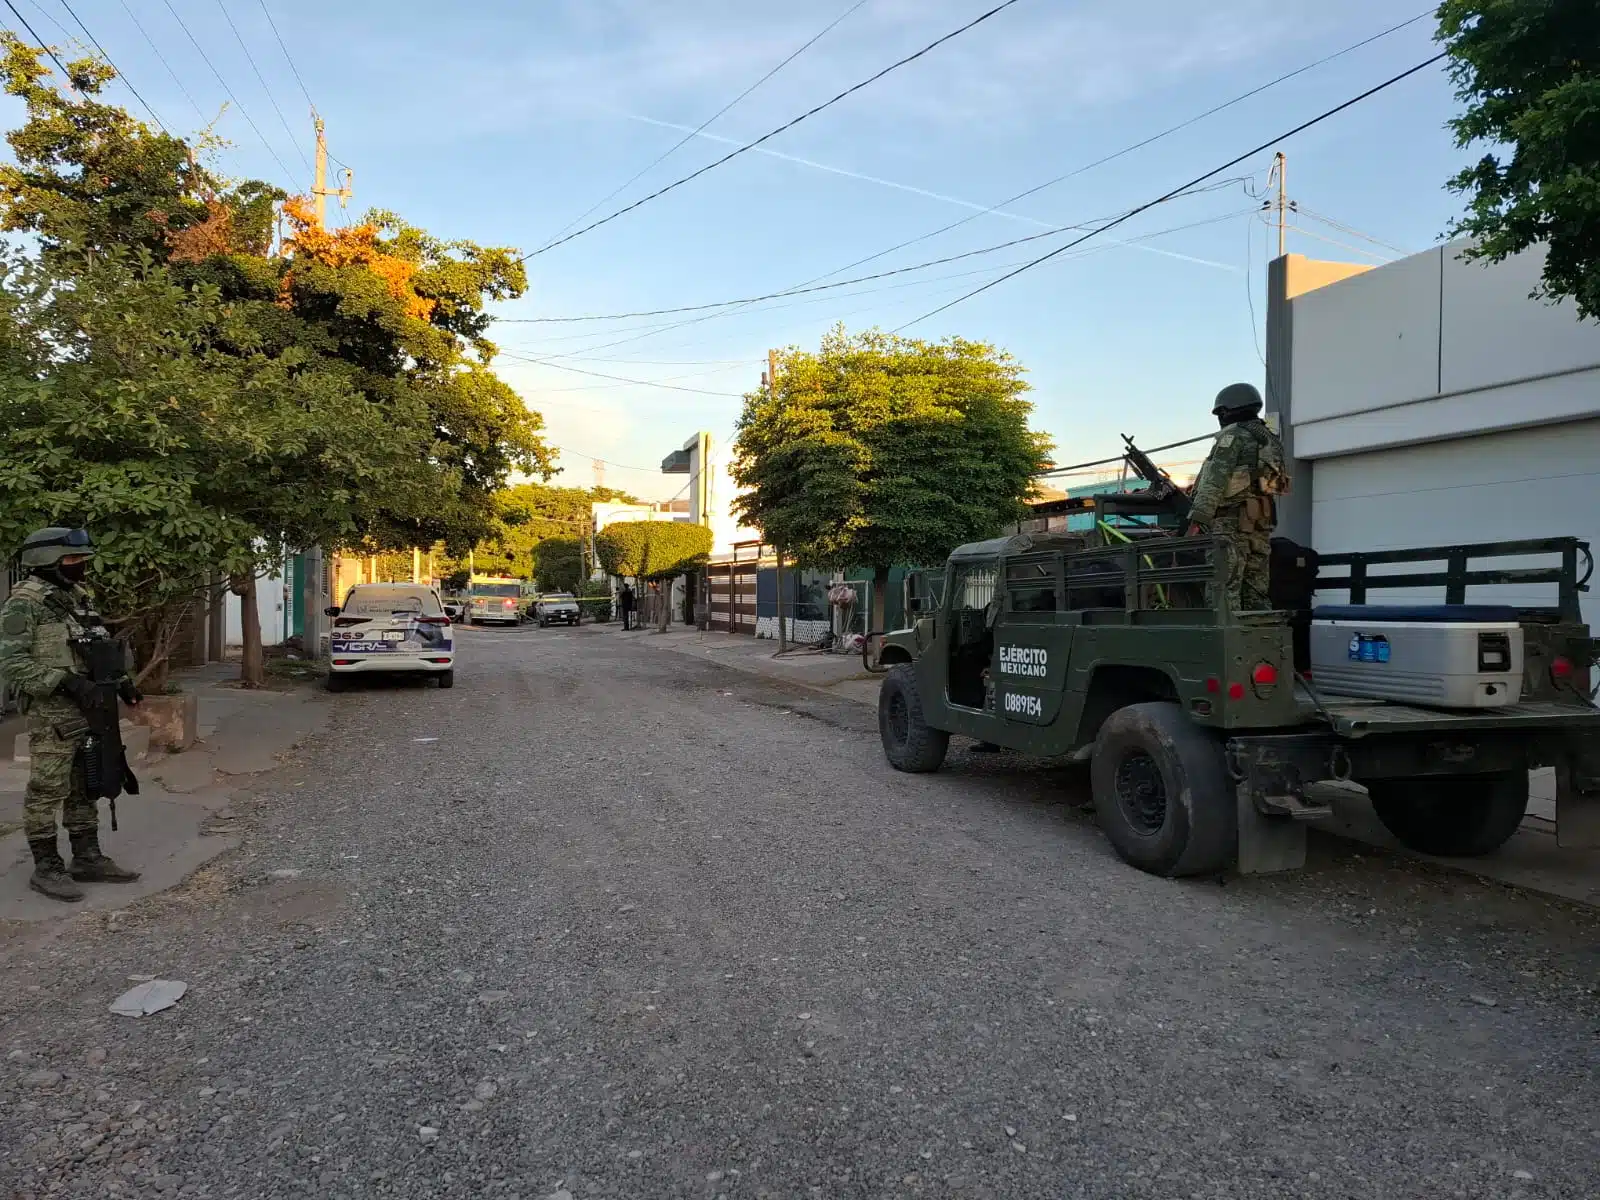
[1311,693,1600,738]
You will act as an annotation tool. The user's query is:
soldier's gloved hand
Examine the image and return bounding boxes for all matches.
[58,674,97,706]
[118,680,143,706]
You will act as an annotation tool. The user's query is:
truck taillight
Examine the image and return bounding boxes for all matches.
[1251,661,1278,699]
[1551,656,1573,682]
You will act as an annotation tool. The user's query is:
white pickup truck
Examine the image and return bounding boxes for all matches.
[534,593,580,627]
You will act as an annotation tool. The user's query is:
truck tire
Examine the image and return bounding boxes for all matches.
[1091,702,1234,877]
[1367,772,1528,857]
[879,664,948,773]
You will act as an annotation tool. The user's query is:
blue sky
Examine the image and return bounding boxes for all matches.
[5,0,1471,499]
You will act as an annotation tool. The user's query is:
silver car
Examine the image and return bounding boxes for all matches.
[535,593,581,627]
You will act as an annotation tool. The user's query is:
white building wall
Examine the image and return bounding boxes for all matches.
[1286,240,1600,626]
[1291,241,1600,461]
[225,562,288,648]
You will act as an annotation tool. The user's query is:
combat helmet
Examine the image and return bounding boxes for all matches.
[17,526,94,568]
[1212,382,1263,418]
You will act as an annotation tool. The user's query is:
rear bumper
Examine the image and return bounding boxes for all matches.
[329,655,454,674]
[541,612,579,623]
[469,614,519,624]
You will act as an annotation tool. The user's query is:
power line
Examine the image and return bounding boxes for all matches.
[542,0,871,246]
[211,0,313,178]
[16,0,65,38]
[897,53,1448,331]
[158,0,297,181]
[254,0,313,109]
[520,0,1029,261]
[56,0,166,128]
[1282,221,1393,262]
[552,447,661,474]
[497,353,747,396]
[1292,203,1412,255]
[499,179,1250,325]
[117,0,205,122]
[783,7,1437,295]
[4,1,78,88]
[501,207,1257,368]
[1034,432,1216,478]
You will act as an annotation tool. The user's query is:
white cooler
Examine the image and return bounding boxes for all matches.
[1309,605,1523,709]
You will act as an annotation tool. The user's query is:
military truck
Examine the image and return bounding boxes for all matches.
[874,532,1600,876]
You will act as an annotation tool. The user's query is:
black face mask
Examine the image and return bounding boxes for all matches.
[51,560,89,586]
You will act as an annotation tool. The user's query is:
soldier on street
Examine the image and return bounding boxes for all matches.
[1186,383,1290,612]
[0,527,142,902]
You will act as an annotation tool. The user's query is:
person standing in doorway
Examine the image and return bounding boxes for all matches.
[618,582,636,631]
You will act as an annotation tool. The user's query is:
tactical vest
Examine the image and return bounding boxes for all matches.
[1235,420,1290,528]
[8,578,95,711]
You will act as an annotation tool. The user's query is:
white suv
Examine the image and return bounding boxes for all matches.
[326,584,455,690]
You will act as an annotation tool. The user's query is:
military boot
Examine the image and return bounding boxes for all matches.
[28,837,85,902]
[67,830,141,883]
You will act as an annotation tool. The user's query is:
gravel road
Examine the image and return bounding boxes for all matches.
[3,625,1597,1200]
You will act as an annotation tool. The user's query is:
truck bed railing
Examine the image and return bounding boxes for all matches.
[1315,537,1592,622]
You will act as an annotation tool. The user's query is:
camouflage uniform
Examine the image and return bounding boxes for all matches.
[1188,417,1288,611]
[0,527,140,900]
[0,576,104,841]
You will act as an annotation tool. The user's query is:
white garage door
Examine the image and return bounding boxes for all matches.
[1310,418,1600,626]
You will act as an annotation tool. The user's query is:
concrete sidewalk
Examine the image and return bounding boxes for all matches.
[0,661,326,921]
[605,622,1600,907]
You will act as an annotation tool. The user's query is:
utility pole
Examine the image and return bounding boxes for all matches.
[412,546,421,585]
[311,111,353,229]
[1270,151,1288,258]
[765,349,788,652]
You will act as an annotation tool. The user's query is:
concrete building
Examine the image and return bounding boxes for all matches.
[660,431,760,557]
[1266,241,1600,623]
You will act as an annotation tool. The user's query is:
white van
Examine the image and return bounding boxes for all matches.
[326,584,455,690]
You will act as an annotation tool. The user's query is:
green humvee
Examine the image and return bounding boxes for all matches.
[875,532,1600,876]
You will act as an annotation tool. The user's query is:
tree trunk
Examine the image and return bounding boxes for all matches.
[872,565,890,634]
[240,573,265,688]
[657,578,670,633]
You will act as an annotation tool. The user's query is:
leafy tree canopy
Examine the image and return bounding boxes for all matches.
[732,325,1050,622]
[1439,0,1600,318]
[0,37,556,676]
[595,520,713,581]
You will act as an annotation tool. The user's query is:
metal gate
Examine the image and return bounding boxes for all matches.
[707,545,761,634]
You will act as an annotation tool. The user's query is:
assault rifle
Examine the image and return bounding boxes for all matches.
[69,632,139,830]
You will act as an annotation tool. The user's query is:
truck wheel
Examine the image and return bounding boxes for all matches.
[1367,773,1528,857]
[1091,702,1234,877]
[879,664,948,773]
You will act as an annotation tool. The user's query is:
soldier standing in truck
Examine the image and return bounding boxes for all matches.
[1186,382,1290,611]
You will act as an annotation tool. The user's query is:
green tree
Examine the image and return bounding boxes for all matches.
[532,536,585,593]
[0,245,407,683]
[594,521,713,631]
[0,38,555,680]
[732,326,1050,630]
[1438,0,1600,318]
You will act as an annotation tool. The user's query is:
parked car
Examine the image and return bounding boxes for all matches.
[443,599,464,623]
[535,592,581,627]
[325,583,454,690]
